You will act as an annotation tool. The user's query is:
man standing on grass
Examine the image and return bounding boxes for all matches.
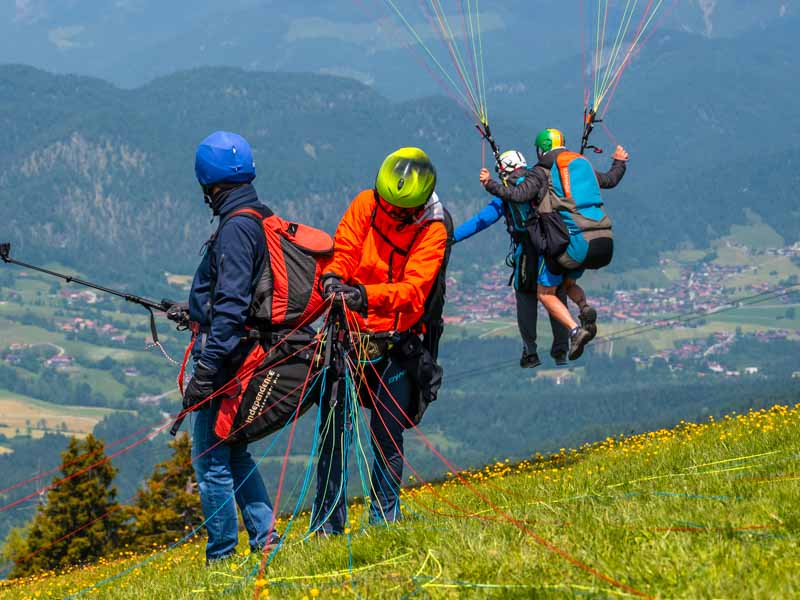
[311,147,448,534]
[181,131,280,562]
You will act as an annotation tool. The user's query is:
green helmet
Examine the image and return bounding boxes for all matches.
[534,128,566,157]
[375,147,437,209]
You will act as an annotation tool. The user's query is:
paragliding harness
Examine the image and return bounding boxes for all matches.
[394,207,453,425]
[367,194,453,425]
[475,122,539,293]
[528,150,613,275]
[497,175,541,294]
[172,207,335,443]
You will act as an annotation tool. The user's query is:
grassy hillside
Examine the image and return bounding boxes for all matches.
[3,403,798,599]
[0,393,117,440]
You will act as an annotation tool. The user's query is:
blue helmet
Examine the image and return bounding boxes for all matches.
[194,131,256,186]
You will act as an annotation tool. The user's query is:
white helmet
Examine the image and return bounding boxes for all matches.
[497,150,527,176]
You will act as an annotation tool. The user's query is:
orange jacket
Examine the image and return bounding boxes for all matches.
[327,189,448,333]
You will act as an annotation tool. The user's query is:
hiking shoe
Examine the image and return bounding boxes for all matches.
[552,353,568,367]
[579,305,598,342]
[206,552,237,567]
[520,350,542,369]
[252,533,282,555]
[568,327,592,361]
[265,533,282,550]
[313,529,343,540]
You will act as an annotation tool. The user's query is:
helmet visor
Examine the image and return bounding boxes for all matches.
[391,158,436,190]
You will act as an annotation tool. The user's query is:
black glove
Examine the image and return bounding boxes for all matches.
[319,273,343,298]
[165,301,191,329]
[182,364,217,412]
[328,282,367,314]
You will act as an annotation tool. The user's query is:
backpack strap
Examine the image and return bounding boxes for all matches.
[210,206,272,317]
[370,192,447,332]
[222,206,272,228]
[416,208,453,360]
[555,151,583,198]
[369,198,431,282]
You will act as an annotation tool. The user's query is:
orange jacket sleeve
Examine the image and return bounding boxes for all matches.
[362,221,447,316]
[327,191,372,281]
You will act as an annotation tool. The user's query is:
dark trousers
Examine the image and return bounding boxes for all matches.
[311,356,413,534]
[516,286,570,357]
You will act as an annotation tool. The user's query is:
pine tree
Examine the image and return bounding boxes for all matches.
[8,434,123,578]
[127,433,202,550]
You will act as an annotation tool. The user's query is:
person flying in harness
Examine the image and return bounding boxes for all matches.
[453,150,569,368]
[479,129,629,360]
[311,147,448,535]
[181,131,281,562]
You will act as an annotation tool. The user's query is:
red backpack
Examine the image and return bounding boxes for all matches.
[228,206,333,328]
[177,207,333,444]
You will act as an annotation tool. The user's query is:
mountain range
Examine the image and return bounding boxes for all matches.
[4,1,796,96]
[0,15,798,286]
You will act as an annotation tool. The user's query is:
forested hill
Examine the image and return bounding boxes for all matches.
[0,18,798,283]
[0,65,484,282]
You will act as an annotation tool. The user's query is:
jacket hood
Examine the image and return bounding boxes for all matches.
[414,191,445,224]
[535,147,567,170]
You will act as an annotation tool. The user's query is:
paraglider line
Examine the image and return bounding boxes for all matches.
[601,0,678,119]
[354,329,652,598]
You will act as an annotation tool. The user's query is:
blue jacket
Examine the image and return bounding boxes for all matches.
[453,197,504,243]
[189,184,268,373]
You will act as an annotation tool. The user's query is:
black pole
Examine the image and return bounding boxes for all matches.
[580,108,604,155]
[323,304,347,409]
[169,412,186,437]
[0,243,170,313]
[2,244,193,434]
[476,122,502,168]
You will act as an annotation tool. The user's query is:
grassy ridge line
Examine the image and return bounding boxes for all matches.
[2,404,799,599]
[0,393,119,439]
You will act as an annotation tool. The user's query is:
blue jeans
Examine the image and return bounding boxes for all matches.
[192,405,275,560]
[311,356,413,534]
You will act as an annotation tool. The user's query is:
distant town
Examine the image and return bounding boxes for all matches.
[445,241,800,376]
[1,242,799,384]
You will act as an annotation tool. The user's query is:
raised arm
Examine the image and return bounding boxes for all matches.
[481,168,546,204]
[453,197,504,243]
[595,145,629,189]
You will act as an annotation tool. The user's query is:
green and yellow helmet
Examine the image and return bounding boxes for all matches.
[375,147,437,209]
[534,128,567,158]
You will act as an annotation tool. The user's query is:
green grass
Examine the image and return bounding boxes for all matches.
[0,320,62,346]
[721,223,785,250]
[3,404,798,599]
[0,310,178,402]
[584,266,671,295]
[72,368,129,400]
[711,305,800,329]
[7,277,51,297]
[0,392,121,438]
